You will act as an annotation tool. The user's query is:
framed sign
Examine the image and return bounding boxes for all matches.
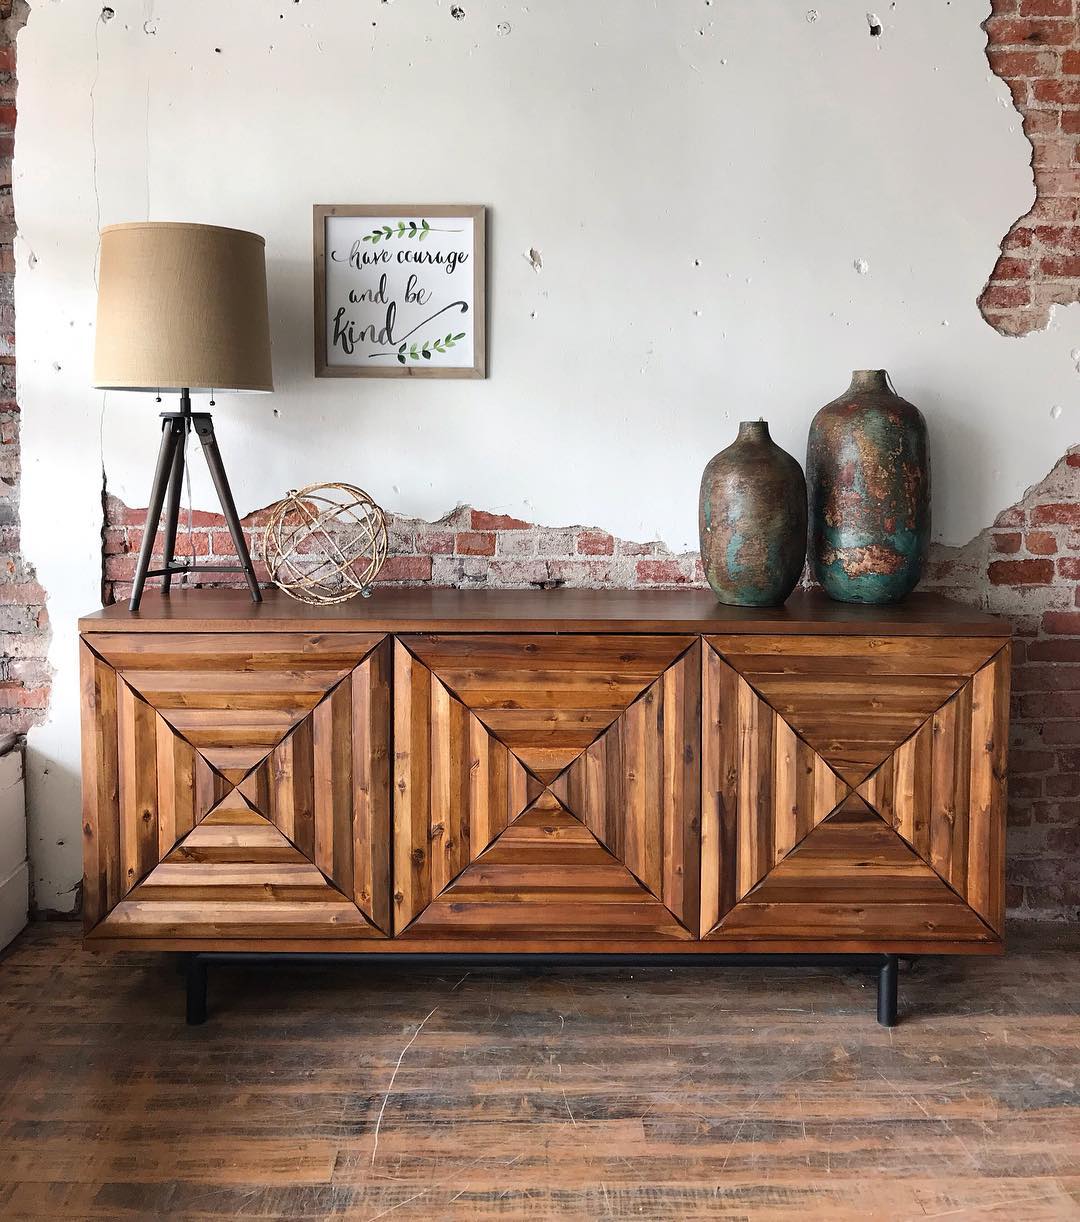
[313,204,486,378]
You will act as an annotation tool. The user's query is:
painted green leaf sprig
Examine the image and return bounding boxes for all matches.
[396,332,466,364]
[364,219,453,244]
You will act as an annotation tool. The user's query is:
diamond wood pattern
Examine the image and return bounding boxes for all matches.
[856,648,1010,935]
[393,636,700,938]
[700,644,850,935]
[393,639,542,932]
[549,642,701,932]
[400,633,694,784]
[707,796,996,943]
[705,635,1000,787]
[95,790,378,940]
[401,793,691,940]
[701,639,1009,944]
[82,633,391,940]
[89,631,385,784]
[81,594,1010,955]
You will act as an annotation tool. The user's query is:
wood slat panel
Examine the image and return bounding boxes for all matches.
[700,646,849,935]
[80,642,121,931]
[700,644,738,939]
[230,644,392,932]
[89,632,386,671]
[708,797,996,943]
[856,647,1009,936]
[93,793,379,939]
[552,644,701,932]
[352,641,392,934]
[392,644,531,934]
[86,632,392,942]
[399,796,692,940]
[99,633,384,790]
[707,634,982,786]
[401,634,694,784]
[966,648,1010,935]
[154,718,224,856]
[393,641,432,931]
[117,678,159,897]
[705,634,1003,676]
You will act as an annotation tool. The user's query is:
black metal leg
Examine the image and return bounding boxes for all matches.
[129,419,183,612]
[159,421,186,596]
[194,416,262,603]
[877,954,898,1027]
[186,956,207,1025]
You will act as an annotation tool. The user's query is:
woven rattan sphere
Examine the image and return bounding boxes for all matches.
[262,483,388,604]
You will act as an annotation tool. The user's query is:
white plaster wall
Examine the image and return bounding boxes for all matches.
[13,0,1078,910]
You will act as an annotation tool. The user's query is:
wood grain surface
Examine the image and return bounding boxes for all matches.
[400,794,692,941]
[706,634,1001,787]
[2,921,1076,1220]
[858,646,1010,936]
[79,587,1012,637]
[84,634,392,941]
[700,646,849,936]
[707,797,996,943]
[81,602,1009,957]
[394,637,700,939]
[700,637,1007,947]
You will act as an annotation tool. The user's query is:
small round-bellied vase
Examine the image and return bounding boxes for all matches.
[698,420,807,607]
[807,369,930,604]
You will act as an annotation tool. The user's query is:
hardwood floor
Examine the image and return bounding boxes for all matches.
[2,924,1080,1219]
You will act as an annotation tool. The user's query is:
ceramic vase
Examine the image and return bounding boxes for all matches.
[806,369,930,604]
[698,420,807,607]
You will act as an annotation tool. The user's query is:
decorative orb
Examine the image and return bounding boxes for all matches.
[262,482,389,605]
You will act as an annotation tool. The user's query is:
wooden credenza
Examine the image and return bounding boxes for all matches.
[79,589,1010,957]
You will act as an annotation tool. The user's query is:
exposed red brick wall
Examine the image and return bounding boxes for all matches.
[981,0,1080,334]
[920,449,1080,917]
[100,496,704,607]
[0,1,50,737]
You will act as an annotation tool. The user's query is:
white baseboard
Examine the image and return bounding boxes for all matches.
[0,860,28,950]
[0,738,26,949]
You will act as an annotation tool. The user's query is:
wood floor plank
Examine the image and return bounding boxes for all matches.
[0,923,1077,1219]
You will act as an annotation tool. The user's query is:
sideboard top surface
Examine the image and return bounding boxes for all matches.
[79,587,1011,636]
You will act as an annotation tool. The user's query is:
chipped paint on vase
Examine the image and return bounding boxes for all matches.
[807,369,930,604]
[698,420,807,607]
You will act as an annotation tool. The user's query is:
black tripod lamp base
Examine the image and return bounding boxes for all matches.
[128,390,262,613]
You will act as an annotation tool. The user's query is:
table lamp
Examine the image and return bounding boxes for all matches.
[93,221,274,612]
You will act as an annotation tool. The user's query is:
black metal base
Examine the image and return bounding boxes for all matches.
[128,389,262,612]
[181,951,900,1028]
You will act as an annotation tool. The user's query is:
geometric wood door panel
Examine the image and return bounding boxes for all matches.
[80,632,391,941]
[392,635,700,940]
[705,634,1001,787]
[701,638,1009,944]
[856,647,1010,935]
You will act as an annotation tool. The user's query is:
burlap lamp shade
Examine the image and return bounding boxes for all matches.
[93,222,273,393]
[93,220,273,611]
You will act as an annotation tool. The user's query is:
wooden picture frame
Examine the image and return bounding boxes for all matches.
[313,204,486,379]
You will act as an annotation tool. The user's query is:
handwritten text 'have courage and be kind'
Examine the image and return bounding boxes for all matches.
[329,219,470,365]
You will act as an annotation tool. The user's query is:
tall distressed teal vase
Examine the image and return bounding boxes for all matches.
[807,369,930,604]
[699,420,807,607]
